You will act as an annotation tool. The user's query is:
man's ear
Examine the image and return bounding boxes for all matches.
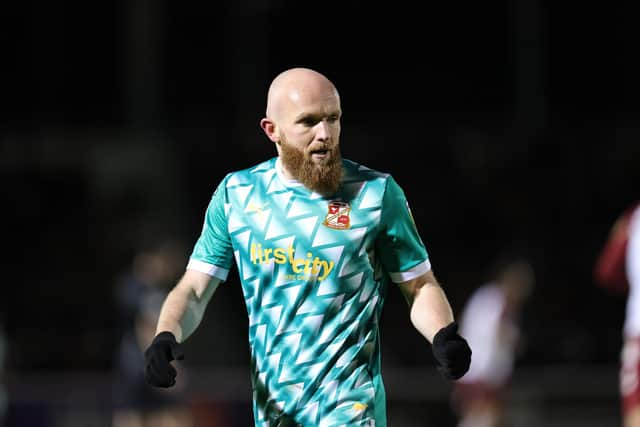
[260,118,280,144]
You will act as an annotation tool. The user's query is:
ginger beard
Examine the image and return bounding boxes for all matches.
[278,136,343,196]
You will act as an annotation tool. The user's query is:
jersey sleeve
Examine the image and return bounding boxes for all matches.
[187,176,234,281]
[376,176,430,283]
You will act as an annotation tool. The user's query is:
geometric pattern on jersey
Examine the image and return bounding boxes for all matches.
[188,157,430,427]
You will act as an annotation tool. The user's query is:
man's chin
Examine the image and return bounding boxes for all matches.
[303,160,343,196]
[279,143,342,195]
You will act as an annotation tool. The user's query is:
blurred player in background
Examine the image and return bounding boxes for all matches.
[452,256,534,427]
[112,239,193,427]
[623,203,640,427]
[142,67,471,426]
[0,322,7,427]
[595,201,640,427]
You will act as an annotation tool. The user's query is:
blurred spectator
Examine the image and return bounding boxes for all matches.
[451,256,535,427]
[596,201,640,427]
[112,239,193,427]
[114,240,185,343]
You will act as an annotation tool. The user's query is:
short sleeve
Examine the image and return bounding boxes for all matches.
[376,176,430,283]
[187,176,234,281]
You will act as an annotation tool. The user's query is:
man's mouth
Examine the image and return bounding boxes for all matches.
[309,148,330,160]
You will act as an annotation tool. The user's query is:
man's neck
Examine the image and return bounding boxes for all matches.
[277,156,296,181]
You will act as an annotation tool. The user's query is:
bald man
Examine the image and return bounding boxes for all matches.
[144,67,471,426]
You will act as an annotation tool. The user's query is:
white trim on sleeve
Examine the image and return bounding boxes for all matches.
[389,259,431,283]
[187,259,230,281]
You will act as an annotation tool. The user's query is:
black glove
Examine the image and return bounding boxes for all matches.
[432,322,471,380]
[144,331,185,388]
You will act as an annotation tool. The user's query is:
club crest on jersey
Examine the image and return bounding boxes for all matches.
[323,201,351,230]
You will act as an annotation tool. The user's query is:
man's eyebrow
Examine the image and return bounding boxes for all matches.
[294,112,319,123]
[294,110,341,123]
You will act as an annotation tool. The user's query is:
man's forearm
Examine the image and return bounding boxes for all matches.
[156,273,220,342]
[156,286,191,342]
[409,282,455,343]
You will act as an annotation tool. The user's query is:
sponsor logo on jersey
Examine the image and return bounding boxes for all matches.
[323,201,351,230]
[250,243,335,281]
[353,402,368,412]
[245,201,269,221]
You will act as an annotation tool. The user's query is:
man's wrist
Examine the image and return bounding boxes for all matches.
[154,331,177,343]
[433,321,458,346]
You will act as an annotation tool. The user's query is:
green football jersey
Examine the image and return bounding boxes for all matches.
[188,157,430,426]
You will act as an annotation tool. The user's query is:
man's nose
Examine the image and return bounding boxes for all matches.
[315,120,331,141]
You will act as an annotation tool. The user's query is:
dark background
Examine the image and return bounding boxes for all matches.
[2,1,639,425]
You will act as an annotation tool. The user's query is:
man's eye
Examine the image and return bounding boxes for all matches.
[327,115,339,123]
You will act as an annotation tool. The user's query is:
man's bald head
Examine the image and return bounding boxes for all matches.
[259,67,343,195]
[265,68,340,122]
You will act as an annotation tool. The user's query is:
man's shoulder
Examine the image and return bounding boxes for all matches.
[342,158,390,182]
[223,157,277,186]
